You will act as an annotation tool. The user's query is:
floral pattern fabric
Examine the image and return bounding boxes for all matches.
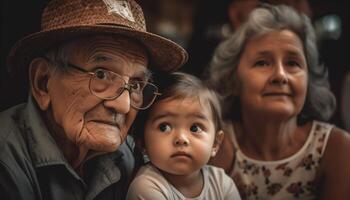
[229,121,332,200]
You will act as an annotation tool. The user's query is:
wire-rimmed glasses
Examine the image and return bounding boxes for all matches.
[64,62,161,110]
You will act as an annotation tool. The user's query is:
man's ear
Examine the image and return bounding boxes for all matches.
[29,57,52,111]
[211,130,224,157]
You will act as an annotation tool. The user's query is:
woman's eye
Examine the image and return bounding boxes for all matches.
[286,60,301,68]
[159,123,171,132]
[254,60,269,67]
[190,124,202,133]
[94,69,109,80]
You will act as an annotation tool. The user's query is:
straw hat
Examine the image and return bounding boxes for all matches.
[7,0,188,78]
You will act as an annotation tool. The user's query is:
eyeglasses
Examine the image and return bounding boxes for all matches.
[64,62,161,110]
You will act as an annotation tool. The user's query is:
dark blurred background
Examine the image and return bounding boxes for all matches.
[1,0,349,131]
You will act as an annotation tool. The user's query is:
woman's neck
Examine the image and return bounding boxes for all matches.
[235,112,310,161]
[160,168,203,198]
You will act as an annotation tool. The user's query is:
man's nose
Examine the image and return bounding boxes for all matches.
[103,89,131,114]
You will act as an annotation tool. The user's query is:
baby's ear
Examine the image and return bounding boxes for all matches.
[211,130,224,157]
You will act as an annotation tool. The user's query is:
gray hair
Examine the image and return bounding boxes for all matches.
[43,40,73,70]
[208,4,336,124]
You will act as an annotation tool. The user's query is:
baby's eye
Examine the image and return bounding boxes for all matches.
[159,123,171,132]
[190,124,203,133]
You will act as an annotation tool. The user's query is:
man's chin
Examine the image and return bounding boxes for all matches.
[84,140,121,153]
[82,122,124,151]
[77,133,122,153]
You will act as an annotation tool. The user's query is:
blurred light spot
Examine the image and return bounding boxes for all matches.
[315,14,342,40]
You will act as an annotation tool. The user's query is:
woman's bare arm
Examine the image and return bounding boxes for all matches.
[319,127,350,200]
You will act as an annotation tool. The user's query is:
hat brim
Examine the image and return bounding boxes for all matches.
[7,25,188,80]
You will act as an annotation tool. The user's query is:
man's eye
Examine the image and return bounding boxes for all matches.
[159,123,171,132]
[190,124,202,133]
[94,69,109,80]
[130,82,142,91]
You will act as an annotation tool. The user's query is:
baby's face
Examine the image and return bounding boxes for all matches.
[144,97,219,176]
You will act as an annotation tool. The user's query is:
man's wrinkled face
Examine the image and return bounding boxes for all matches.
[46,36,149,152]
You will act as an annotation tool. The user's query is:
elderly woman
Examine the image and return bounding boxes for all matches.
[208,4,350,200]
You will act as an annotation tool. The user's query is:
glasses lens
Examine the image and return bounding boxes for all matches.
[90,69,125,99]
[130,82,158,109]
[90,69,159,109]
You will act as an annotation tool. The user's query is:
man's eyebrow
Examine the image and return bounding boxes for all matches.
[87,54,151,78]
[144,69,152,80]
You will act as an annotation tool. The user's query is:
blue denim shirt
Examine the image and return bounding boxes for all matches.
[0,97,136,200]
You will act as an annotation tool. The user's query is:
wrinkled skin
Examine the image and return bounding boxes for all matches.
[31,35,149,167]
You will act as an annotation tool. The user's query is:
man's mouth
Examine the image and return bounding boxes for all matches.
[89,120,119,128]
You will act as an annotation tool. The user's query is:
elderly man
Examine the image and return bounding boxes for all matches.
[0,0,187,199]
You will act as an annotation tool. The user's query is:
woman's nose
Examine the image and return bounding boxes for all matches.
[269,63,288,85]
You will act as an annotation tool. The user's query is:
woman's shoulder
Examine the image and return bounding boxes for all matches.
[323,125,350,159]
[316,124,350,198]
[317,123,350,176]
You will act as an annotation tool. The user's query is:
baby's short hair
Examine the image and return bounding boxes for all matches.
[132,71,223,142]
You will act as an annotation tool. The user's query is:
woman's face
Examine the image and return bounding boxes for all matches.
[235,29,308,119]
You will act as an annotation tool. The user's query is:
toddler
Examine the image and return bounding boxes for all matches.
[127,72,241,200]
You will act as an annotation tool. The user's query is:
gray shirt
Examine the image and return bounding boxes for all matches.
[0,97,136,200]
[127,164,241,200]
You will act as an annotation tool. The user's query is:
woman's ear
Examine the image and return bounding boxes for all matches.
[29,57,52,111]
[211,130,224,157]
[232,77,241,96]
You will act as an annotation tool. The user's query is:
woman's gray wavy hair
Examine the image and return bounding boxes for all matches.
[208,3,336,124]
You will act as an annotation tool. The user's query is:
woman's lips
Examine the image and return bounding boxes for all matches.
[263,92,292,97]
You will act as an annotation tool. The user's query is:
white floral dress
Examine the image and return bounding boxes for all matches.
[229,121,332,200]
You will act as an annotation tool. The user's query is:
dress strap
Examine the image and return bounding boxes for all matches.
[314,121,333,155]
